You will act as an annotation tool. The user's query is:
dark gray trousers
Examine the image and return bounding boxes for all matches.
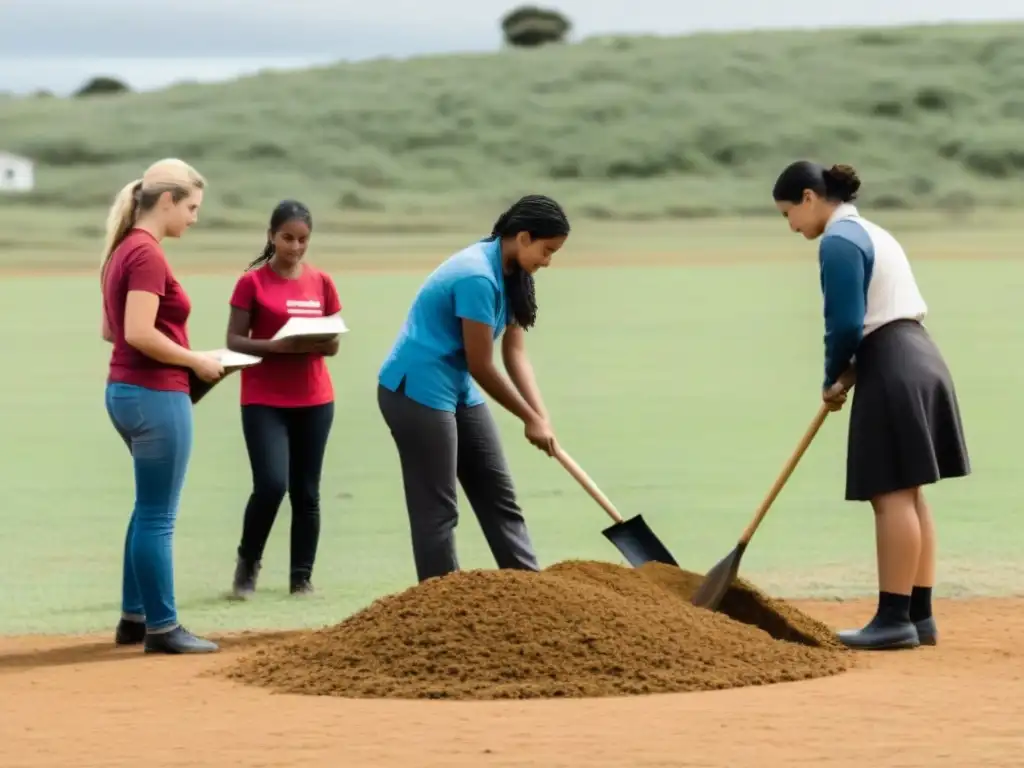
[377,383,539,583]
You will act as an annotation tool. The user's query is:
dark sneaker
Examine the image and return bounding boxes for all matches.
[290,578,315,596]
[914,616,938,646]
[231,557,261,600]
[115,618,146,646]
[143,625,219,654]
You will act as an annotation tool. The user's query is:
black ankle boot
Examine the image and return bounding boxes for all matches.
[838,592,919,650]
[913,616,938,646]
[144,625,219,654]
[231,557,261,600]
[837,614,920,650]
[115,618,146,646]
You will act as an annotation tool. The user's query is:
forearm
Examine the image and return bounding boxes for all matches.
[470,361,540,424]
[127,329,200,368]
[823,329,861,387]
[227,333,280,357]
[318,338,340,357]
[504,351,548,421]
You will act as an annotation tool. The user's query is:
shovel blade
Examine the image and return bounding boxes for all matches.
[602,514,679,568]
[691,541,748,611]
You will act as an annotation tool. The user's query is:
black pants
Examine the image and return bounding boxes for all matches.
[236,403,334,582]
[377,383,539,583]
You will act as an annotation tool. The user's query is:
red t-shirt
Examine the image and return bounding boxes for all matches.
[103,229,192,393]
[230,263,342,408]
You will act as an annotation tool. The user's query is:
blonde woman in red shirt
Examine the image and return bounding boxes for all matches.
[224,200,342,599]
[101,158,224,654]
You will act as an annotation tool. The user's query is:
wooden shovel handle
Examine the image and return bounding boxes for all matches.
[554,448,626,524]
[740,403,830,544]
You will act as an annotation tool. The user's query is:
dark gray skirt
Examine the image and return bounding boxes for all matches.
[845,319,970,501]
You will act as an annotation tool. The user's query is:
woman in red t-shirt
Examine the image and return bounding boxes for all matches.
[100,158,225,655]
[224,200,342,599]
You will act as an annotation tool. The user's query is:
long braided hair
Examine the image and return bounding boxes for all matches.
[246,199,313,271]
[486,194,570,330]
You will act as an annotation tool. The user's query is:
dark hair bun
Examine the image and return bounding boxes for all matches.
[823,164,861,202]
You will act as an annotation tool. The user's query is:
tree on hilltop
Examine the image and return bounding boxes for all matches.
[75,76,131,98]
[500,5,572,47]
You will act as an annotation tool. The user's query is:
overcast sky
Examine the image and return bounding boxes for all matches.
[2,0,1022,93]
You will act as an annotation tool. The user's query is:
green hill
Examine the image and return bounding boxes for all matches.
[3,22,1024,223]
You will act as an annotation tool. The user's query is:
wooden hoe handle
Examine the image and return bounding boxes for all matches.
[740,403,830,544]
[555,448,625,525]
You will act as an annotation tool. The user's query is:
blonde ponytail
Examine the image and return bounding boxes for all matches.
[100,179,142,281]
[99,159,206,283]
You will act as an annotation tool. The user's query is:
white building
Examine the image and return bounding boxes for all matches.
[0,152,35,193]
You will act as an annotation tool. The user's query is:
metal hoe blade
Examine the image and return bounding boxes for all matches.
[552,447,680,570]
[693,405,832,611]
[691,541,748,610]
[602,514,679,568]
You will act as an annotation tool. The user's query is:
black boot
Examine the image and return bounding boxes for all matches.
[914,616,938,646]
[909,586,937,645]
[290,576,315,596]
[143,625,219,654]
[838,591,920,651]
[231,557,261,600]
[114,617,146,646]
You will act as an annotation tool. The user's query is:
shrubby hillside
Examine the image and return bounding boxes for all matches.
[3,22,1023,221]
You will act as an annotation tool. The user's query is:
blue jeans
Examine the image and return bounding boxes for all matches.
[105,382,193,631]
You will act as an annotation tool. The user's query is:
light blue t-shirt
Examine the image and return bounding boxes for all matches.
[378,237,509,412]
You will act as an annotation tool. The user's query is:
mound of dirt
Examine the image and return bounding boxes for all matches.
[547,560,839,648]
[635,562,843,649]
[220,560,849,700]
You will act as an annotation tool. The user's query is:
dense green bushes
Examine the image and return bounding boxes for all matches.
[3,22,1023,221]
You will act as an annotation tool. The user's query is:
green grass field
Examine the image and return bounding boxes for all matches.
[0,210,1019,637]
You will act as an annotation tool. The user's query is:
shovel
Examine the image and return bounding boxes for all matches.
[554,447,679,568]
[691,403,830,611]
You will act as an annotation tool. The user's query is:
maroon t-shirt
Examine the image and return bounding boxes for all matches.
[229,263,342,408]
[103,228,192,393]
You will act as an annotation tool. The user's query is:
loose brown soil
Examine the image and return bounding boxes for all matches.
[218,560,849,700]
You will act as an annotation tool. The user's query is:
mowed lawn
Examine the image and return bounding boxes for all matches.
[0,219,1019,636]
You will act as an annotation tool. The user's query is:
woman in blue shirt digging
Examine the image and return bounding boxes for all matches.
[377,194,569,583]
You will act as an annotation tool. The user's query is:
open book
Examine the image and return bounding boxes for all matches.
[271,312,350,342]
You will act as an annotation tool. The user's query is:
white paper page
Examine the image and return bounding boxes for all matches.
[271,312,350,341]
[199,349,263,368]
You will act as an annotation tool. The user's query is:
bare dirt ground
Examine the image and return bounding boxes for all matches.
[1,596,1021,768]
